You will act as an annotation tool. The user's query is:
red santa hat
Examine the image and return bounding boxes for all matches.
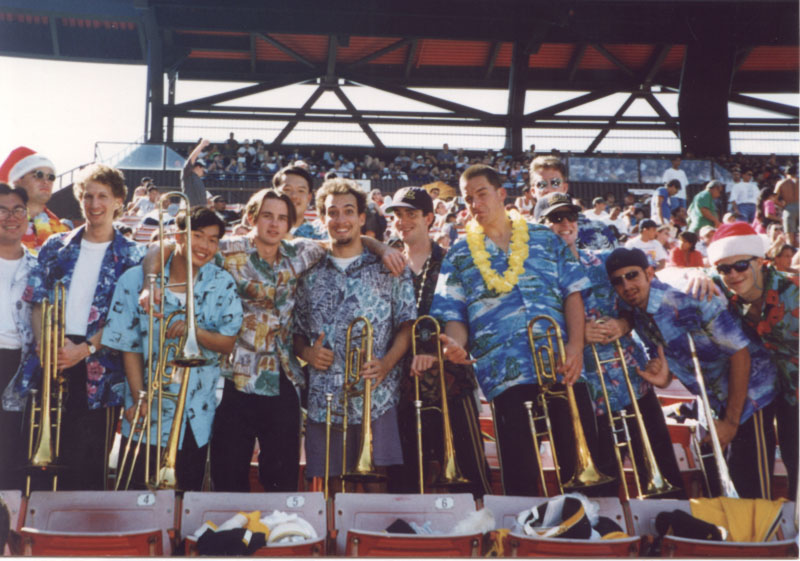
[707,222,766,265]
[0,146,56,184]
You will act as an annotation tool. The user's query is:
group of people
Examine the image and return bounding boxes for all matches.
[0,142,796,507]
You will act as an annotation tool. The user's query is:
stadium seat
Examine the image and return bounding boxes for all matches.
[333,492,481,556]
[180,491,326,556]
[19,490,176,556]
[483,494,640,557]
[1,490,23,556]
[627,498,798,557]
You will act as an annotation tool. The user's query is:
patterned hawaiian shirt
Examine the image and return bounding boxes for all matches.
[1,248,40,412]
[714,264,798,406]
[627,278,778,422]
[216,236,325,395]
[19,226,146,409]
[578,214,619,251]
[430,223,591,401]
[101,257,242,448]
[399,242,477,405]
[580,250,650,415]
[294,249,417,424]
[22,207,69,255]
[292,220,327,241]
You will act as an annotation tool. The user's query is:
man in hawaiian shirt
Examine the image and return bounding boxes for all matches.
[606,247,779,499]
[387,186,491,498]
[294,178,416,491]
[20,164,146,490]
[102,207,242,491]
[705,223,798,499]
[415,164,594,497]
[273,165,326,240]
[529,155,619,251]
[0,183,39,492]
[0,146,69,254]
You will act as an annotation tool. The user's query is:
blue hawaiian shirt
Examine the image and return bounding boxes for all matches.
[580,250,650,414]
[430,223,591,401]
[292,220,327,240]
[627,278,778,422]
[101,257,242,448]
[19,226,146,409]
[578,214,619,251]
[714,264,798,406]
[294,249,417,424]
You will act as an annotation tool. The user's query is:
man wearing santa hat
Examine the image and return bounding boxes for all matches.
[706,222,798,500]
[0,147,69,253]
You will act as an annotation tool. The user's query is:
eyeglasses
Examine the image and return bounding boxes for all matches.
[610,270,640,286]
[546,212,579,224]
[534,178,562,190]
[716,257,756,275]
[0,207,28,220]
[30,170,56,182]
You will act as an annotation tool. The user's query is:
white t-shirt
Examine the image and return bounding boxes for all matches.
[0,256,23,348]
[661,168,689,200]
[65,239,111,336]
[625,237,668,265]
[729,181,760,205]
[583,209,610,224]
[330,255,360,272]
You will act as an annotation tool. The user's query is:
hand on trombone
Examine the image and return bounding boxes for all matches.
[138,285,164,318]
[304,333,334,371]
[584,316,630,344]
[410,333,475,377]
[557,340,583,386]
[706,418,738,450]
[360,356,390,386]
[124,401,149,425]
[57,339,93,370]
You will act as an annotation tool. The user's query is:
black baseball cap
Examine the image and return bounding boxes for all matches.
[534,192,581,222]
[385,187,434,214]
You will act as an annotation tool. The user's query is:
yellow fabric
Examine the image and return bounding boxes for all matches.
[243,510,270,538]
[485,529,509,557]
[690,498,786,542]
[601,531,630,540]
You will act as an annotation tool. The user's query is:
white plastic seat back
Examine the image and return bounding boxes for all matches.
[483,494,629,534]
[0,489,22,555]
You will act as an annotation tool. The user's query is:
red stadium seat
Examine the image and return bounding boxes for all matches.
[627,498,798,557]
[333,492,481,557]
[1,490,23,556]
[19,490,176,556]
[482,494,640,557]
[180,491,326,556]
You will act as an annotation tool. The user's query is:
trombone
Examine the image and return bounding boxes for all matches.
[115,192,210,491]
[687,333,739,498]
[25,282,66,496]
[589,332,675,500]
[526,315,614,496]
[410,315,469,493]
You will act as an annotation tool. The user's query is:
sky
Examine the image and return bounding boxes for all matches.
[1,55,797,182]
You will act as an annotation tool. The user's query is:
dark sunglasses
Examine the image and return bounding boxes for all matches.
[546,212,579,224]
[534,178,563,190]
[610,270,640,286]
[31,170,56,181]
[716,257,756,275]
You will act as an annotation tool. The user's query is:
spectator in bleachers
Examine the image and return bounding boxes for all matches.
[584,197,610,223]
[651,180,680,226]
[696,225,716,261]
[130,184,159,217]
[223,132,238,159]
[0,146,69,254]
[769,244,797,274]
[775,163,798,247]
[753,187,782,234]
[182,138,210,207]
[624,219,667,270]
[687,180,723,233]
[668,231,703,268]
[728,169,760,223]
[605,205,628,237]
[661,155,689,211]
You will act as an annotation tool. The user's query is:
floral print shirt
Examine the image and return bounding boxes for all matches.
[578,214,619,251]
[292,220,327,241]
[101,258,242,448]
[22,207,69,255]
[216,236,325,395]
[294,249,417,424]
[430,223,591,401]
[714,264,798,406]
[627,278,778,422]
[19,226,146,409]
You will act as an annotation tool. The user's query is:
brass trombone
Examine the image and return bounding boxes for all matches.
[687,333,739,498]
[410,315,469,493]
[526,315,614,496]
[25,282,66,496]
[116,192,210,490]
[589,333,675,499]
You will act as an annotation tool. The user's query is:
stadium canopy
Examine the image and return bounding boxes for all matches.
[1,0,797,156]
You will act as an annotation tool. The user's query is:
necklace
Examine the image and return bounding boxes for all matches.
[414,254,432,309]
[466,209,530,294]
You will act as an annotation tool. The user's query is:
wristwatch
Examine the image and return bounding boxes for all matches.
[87,343,97,355]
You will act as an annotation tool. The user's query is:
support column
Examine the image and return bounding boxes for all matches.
[504,41,527,155]
[143,8,164,143]
[166,70,176,143]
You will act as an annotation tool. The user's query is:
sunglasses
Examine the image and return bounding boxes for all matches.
[30,170,56,181]
[546,212,579,224]
[610,270,640,286]
[534,178,563,190]
[716,257,756,275]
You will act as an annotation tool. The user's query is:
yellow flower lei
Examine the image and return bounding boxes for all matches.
[466,209,530,293]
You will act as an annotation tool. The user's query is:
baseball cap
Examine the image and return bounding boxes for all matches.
[639,219,657,230]
[533,192,581,222]
[385,187,433,214]
[592,196,606,206]
[211,195,225,203]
